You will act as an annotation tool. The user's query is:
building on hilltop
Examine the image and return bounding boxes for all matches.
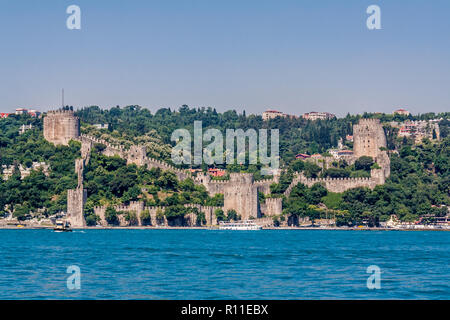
[262,110,298,121]
[19,124,33,135]
[262,110,285,120]
[2,162,50,180]
[393,108,410,116]
[302,111,335,121]
[296,153,311,160]
[394,120,440,143]
[15,108,28,115]
[43,110,80,146]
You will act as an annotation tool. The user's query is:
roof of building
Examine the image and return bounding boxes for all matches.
[264,110,283,113]
[296,153,310,158]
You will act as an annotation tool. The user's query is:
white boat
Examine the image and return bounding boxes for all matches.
[219,220,262,230]
[53,220,72,232]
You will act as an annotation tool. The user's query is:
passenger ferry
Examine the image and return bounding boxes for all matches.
[53,220,72,232]
[219,220,262,230]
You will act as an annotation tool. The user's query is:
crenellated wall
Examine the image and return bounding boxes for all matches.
[260,198,283,217]
[283,170,386,196]
[80,134,190,180]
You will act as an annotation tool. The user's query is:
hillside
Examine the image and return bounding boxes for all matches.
[0,106,448,226]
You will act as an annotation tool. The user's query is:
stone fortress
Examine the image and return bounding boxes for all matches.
[43,110,80,145]
[42,110,390,227]
[284,119,390,196]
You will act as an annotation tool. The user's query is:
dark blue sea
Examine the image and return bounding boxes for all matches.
[0,229,449,299]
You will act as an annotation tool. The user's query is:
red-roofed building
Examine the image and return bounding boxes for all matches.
[394,108,410,116]
[208,168,226,177]
[262,110,285,121]
[15,108,28,115]
[295,153,311,160]
[28,110,41,117]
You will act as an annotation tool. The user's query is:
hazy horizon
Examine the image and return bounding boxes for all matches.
[1,0,449,116]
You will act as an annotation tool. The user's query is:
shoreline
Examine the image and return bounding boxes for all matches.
[0,225,449,231]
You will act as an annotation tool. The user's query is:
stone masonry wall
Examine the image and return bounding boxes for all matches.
[43,110,80,146]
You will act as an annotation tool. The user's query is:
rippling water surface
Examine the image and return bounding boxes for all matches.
[0,229,448,299]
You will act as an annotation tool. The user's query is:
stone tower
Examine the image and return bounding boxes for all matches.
[353,119,387,158]
[223,173,259,221]
[67,188,87,228]
[43,110,80,146]
[127,145,147,166]
[67,158,87,228]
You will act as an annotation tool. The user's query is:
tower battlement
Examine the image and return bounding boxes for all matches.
[46,109,76,115]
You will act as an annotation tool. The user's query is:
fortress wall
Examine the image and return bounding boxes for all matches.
[93,206,107,226]
[284,171,384,196]
[67,188,87,227]
[223,173,259,220]
[183,204,222,225]
[261,198,283,217]
[80,134,191,180]
[254,179,274,195]
[146,206,167,226]
[301,176,377,193]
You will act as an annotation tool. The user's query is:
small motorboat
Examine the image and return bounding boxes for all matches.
[53,220,72,232]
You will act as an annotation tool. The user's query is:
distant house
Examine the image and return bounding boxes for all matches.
[0,113,11,119]
[262,110,285,121]
[295,153,311,160]
[302,112,335,121]
[28,110,41,117]
[208,168,226,177]
[346,135,354,142]
[262,109,298,121]
[15,108,28,115]
[393,108,410,116]
[93,123,109,130]
[19,124,33,135]
[337,150,354,159]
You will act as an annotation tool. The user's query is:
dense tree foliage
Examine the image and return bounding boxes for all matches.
[0,116,79,218]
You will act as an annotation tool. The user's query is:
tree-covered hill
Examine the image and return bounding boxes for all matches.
[0,106,448,226]
[76,105,449,166]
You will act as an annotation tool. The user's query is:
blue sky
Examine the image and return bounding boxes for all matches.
[0,0,449,116]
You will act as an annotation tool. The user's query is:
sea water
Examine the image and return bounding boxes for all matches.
[0,229,448,299]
